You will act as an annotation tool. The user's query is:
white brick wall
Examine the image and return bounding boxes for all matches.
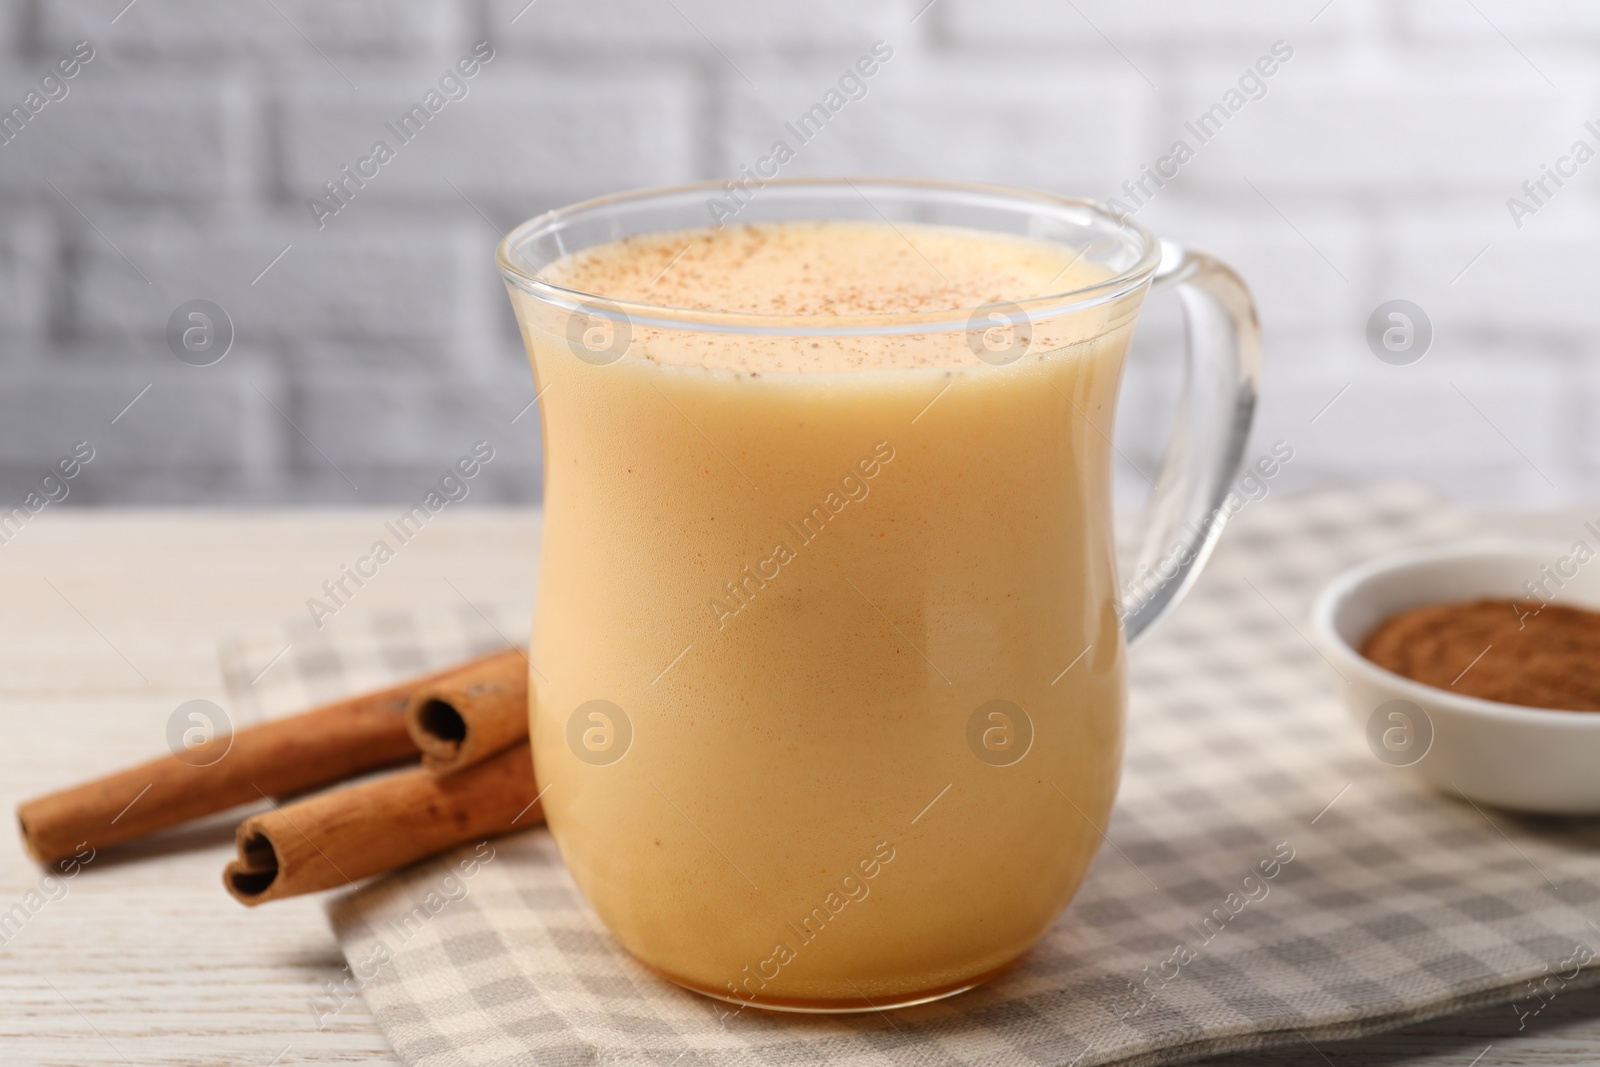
[717,61,1151,191]
[0,0,1596,506]
[278,72,701,208]
[36,0,459,57]
[0,74,242,202]
[491,0,904,54]
[0,218,52,338]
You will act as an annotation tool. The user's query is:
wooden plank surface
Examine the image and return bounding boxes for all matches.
[0,507,1595,1067]
[0,509,540,1067]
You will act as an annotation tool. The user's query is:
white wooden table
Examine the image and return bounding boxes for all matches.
[1,508,1595,1067]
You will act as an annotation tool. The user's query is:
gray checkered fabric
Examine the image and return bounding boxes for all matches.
[221,485,1600,1067]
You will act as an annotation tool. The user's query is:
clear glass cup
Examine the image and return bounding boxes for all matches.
[498,178,1260,1013]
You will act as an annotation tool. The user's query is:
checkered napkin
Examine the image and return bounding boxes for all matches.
[220,485,1600,1067]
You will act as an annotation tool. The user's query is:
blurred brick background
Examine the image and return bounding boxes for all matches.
[1,0,1596,506]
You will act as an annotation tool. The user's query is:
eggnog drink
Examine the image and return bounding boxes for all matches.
[509,218,1146,1010]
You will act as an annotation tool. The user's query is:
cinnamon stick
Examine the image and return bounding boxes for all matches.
[16,647,525,865]
[405,649,529,774]
[224,741,541,905]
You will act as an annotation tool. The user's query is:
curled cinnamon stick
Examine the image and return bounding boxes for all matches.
[17,647,525,865]
[224,741,541,905]
[405,650,529,774]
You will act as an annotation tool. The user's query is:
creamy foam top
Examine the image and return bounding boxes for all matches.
[541,220,1112,316]
[531,220,1126,373]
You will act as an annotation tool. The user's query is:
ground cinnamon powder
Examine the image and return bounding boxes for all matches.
[1361,598,1600,712]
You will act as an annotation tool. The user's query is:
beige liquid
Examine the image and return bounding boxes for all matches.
[511,220,1144,1009]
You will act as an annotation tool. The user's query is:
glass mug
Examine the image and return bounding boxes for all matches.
[498,179,1260,1013]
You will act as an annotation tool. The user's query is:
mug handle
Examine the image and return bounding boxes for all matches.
[1119,240,1263,643]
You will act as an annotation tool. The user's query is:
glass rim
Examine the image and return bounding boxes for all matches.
[495,177,1162,337]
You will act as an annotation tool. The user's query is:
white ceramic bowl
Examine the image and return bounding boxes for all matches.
[1311,541,1600,815]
